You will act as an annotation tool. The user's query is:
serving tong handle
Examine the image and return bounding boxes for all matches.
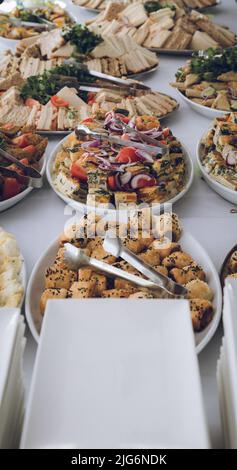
[62,60,150,91]
[8,17,55,30]
[52,75,131,94]
[64,243,176,296]
[0,166,42,188]
[75,125,169,156]
[103,232,187,298]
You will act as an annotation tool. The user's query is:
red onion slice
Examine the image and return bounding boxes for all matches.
[120,172,132,186]
[104,111,114,127]
[130,174,156,189]
[226,152,237,166]
[81,139,101,149]
[134,149,153,163]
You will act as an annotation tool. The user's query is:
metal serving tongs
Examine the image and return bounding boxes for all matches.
[61,60,151,92]
[75,125,169,156]
[112,118,167,147]
[7,16,55,31]
[63,242,187,298]
[103,232,187,297]
[0,147,43,189]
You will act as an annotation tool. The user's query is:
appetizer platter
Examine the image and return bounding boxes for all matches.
[0,128,48,211]
[197,113,237,204]
[25,211,222,353]
[86,1,235,54]
[0,1,74,41]
[14,24,159,78]
[0,227,25,309]
[171,48,237,117]
[73,0,221,13]
[0,63,179,132]
[47,112,193,212]
[220,244,237,286]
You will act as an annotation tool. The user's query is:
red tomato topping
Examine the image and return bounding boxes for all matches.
[2,123,14,130]
[136,176,156,188]
[3,178,23,200]
[71,162,87,182]
[23,145,37,154]
[116,147,140,163]
[81,118,93,124]
[162,128,170,138]
[107,175,117,190]
[19,158,30,165]
[12,134,30,148]
[25,98,40,107]
[116,115,129,124]
[51,95,69,108]
[88,92,95,101]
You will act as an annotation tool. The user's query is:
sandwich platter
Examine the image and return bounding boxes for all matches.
[86,1,235,55]
[73,0,221,14]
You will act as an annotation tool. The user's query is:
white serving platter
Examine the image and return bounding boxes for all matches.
[0,0,77,46]
[0,148,47,213]
[197,133,237,205]
[177,90,227,119]
[21,298,210,449]
[25,225,222,353]
[46,131,194,215]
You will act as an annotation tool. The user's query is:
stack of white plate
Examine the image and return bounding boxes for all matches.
[0,308,26,449]
[21,298,210,449]
[217,279,237,449]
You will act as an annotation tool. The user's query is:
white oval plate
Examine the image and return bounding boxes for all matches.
[0,149,47,213]
[46,132,194,215]
[197,134,237,205]
[177,90,227,119]
[25,226,222,353]
[0,1,77,45]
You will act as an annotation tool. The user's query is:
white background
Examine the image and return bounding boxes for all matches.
[1,0,237,448]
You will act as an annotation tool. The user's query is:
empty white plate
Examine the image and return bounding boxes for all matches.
[21,298,210,449]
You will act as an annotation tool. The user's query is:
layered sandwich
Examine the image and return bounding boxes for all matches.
[171,48,237,111]
[14,23,159,77]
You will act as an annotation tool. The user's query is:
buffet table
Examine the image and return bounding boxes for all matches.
[1,0,237,448]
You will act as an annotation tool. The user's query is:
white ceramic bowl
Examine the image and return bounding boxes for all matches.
[177,90,227,119]
[0,150,47,213]
[25,226,222,353]
[197,136,237,205]
[46,132,194,215]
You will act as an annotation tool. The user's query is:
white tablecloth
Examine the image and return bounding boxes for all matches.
[1,0,237,449]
